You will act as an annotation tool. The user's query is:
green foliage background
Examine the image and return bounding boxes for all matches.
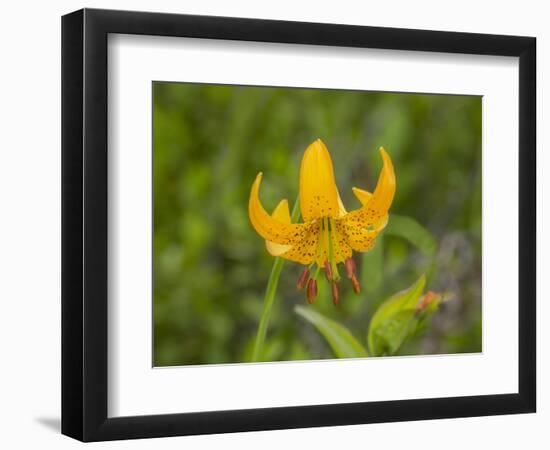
[153,82,482,366]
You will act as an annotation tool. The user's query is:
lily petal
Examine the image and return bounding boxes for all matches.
[332,220,353,263]
[346,228,378,252]
[299,139,340,221]
[249,173,312,245]
[336,188,348,217]
[265,199,293,256]
[344,147,395,226]
[351,187,372,206]
[368,147,396,212]
[278,223,321,265]
[340,220,382,252]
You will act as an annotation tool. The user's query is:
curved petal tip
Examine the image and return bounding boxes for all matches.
[370,147,396,211]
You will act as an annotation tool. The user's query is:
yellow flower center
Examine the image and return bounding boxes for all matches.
[316,217,341,282]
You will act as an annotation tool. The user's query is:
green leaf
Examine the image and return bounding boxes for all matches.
[368,275,426,356]
[385,214,437,257]
[374,310,418,354]
[295,306,368,358]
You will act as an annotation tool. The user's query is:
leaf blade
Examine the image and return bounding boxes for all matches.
[368,274,426,356]
[295,306,368,358]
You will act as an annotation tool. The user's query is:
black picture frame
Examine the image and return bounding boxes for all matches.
[61,8,536,442]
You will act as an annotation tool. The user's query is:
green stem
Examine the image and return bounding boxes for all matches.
[251,197,300,362]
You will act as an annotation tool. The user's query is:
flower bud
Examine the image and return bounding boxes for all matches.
[415,291,438,314]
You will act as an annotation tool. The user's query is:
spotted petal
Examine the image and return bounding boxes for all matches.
[344,147,395,227]
[249,173,311,246]
[299,139,340,221]
[265,199,293,256]
[278,223,321,265]
[341,215,388,252]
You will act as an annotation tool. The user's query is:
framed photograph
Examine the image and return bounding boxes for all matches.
[61,8,536,441]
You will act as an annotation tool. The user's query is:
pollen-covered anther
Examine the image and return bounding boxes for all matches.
[331,282,340,305]
[306,278,318,304]
[297,268,310,290]
[344,257,357,279]
[351,274,361,294]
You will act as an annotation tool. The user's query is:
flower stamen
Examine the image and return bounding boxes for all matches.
[331,282,340,305]
[297,268,310,290]
[344,257,356,279]
[306,278,318,304]
[351,274,361,294]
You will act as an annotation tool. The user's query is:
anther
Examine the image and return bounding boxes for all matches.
[345,257,356,279]
[297,268,310,290]
[351,274,361,294]
[306,279,318,304]
[331,282,340,305]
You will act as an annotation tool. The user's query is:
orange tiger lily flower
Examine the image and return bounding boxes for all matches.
[249,139,395,304]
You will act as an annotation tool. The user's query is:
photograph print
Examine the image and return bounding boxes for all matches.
[152,82,482,367]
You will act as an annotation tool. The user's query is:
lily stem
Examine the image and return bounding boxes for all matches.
[251,196,301,362]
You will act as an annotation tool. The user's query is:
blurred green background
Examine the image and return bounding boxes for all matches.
[153,82,482,366]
